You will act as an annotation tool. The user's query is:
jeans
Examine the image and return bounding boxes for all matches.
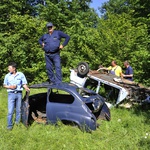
[45,53,62,84]
[7,92,22,128]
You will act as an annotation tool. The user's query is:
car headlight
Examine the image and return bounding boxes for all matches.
[92,98,103,112]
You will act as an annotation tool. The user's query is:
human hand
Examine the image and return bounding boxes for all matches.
[25,87,30,92]
[59,45,64,49]
[98,65,103,68]
[42,43,45,48]
[96,65,103,71]
[10,85,17,89]
[121,74,125,78]
[23,84,30,92]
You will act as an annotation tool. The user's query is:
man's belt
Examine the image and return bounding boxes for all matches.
[9,91,22,93]
[45,50,59,54]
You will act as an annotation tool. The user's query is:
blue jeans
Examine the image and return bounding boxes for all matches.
[45,53,62,84]
[7,92,22,128]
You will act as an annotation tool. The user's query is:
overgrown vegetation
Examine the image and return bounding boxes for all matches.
[0,88,150,150]
[0,0,149,86]
[0,1,149,148]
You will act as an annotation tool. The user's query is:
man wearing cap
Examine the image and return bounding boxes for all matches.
[38,22,70,84]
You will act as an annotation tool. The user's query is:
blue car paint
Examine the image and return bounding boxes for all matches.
[46,83,97,130]
[22,82,110,131]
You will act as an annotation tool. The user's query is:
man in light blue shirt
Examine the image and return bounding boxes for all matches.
[3,62,30,130]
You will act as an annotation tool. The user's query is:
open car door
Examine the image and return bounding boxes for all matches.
[21,91,30,126]
[21,82,50,126]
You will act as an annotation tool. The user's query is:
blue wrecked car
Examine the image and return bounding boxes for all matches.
[22,82,110,131]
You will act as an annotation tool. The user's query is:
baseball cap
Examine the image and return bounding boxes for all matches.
[46,22,54,28]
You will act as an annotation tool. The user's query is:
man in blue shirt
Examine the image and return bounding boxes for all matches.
[122,60,133,81]
[39,22,70,84]
[3,62,30,130]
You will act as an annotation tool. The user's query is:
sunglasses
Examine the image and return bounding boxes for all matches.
[47,26,53,29]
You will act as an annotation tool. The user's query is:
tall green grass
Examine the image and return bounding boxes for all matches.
[0,88,150,150]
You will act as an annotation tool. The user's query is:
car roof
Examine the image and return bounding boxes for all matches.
[29,82,78,91]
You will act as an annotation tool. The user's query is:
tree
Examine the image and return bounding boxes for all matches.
[0,14,47,84]
[0,0,35,32]
[98,0,150,86]
[0,0,98,85]
[0,0,149,86]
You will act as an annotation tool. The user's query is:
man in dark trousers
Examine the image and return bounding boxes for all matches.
[39,22,70,84]
[122,60,133,81]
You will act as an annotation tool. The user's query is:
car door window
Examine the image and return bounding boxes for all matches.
[49,89,74,104]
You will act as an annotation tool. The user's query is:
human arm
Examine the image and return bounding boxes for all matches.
[97,66,111,71]
[122,74,133,78]
[21,73,30,91]
[38,35,45,48]
[23,84,30,92]
[122,66,133,78]
[3,85,17,89]
[58,31,70,49]
[3,74,17,89]
[117,66,123,77]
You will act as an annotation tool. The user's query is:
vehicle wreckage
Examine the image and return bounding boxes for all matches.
[70,62,150,108]
[21,62,149,130]
[21,82,110,132]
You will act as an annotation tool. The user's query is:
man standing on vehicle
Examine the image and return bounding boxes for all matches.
[122,60,133,81]
[39,22,70,84]
[3,62,30,130]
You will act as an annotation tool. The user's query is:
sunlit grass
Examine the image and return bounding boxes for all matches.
[0,88,150,150]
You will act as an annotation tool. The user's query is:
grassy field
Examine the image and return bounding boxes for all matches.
[0,88,150,150]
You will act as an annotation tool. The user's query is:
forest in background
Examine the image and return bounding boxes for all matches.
[0,0,149,86]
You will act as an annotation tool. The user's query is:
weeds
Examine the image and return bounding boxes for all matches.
[0,89,150,150]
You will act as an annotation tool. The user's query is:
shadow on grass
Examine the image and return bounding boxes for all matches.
[117,102,150,125]
[138,138,150,149]
[131,103,150,125]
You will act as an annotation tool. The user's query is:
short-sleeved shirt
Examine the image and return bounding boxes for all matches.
[107,66,122,77]
[3,72,27,92]
[125,66,133,81]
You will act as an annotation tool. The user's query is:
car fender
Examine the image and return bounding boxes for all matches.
[47,110,97,131]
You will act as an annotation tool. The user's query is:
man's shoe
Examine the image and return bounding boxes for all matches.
[15,122,19,126]
[7,127,12,131]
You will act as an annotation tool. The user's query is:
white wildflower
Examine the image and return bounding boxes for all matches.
[118,119,121,122]
[145,133,149,136]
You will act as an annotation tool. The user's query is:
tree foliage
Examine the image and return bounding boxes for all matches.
[0,0,149,86]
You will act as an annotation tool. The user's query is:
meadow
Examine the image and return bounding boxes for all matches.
[0,88,150,150]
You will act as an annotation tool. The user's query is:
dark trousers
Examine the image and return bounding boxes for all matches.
[45,53,62,84]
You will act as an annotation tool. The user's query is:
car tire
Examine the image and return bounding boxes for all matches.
[77,62,89,78]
